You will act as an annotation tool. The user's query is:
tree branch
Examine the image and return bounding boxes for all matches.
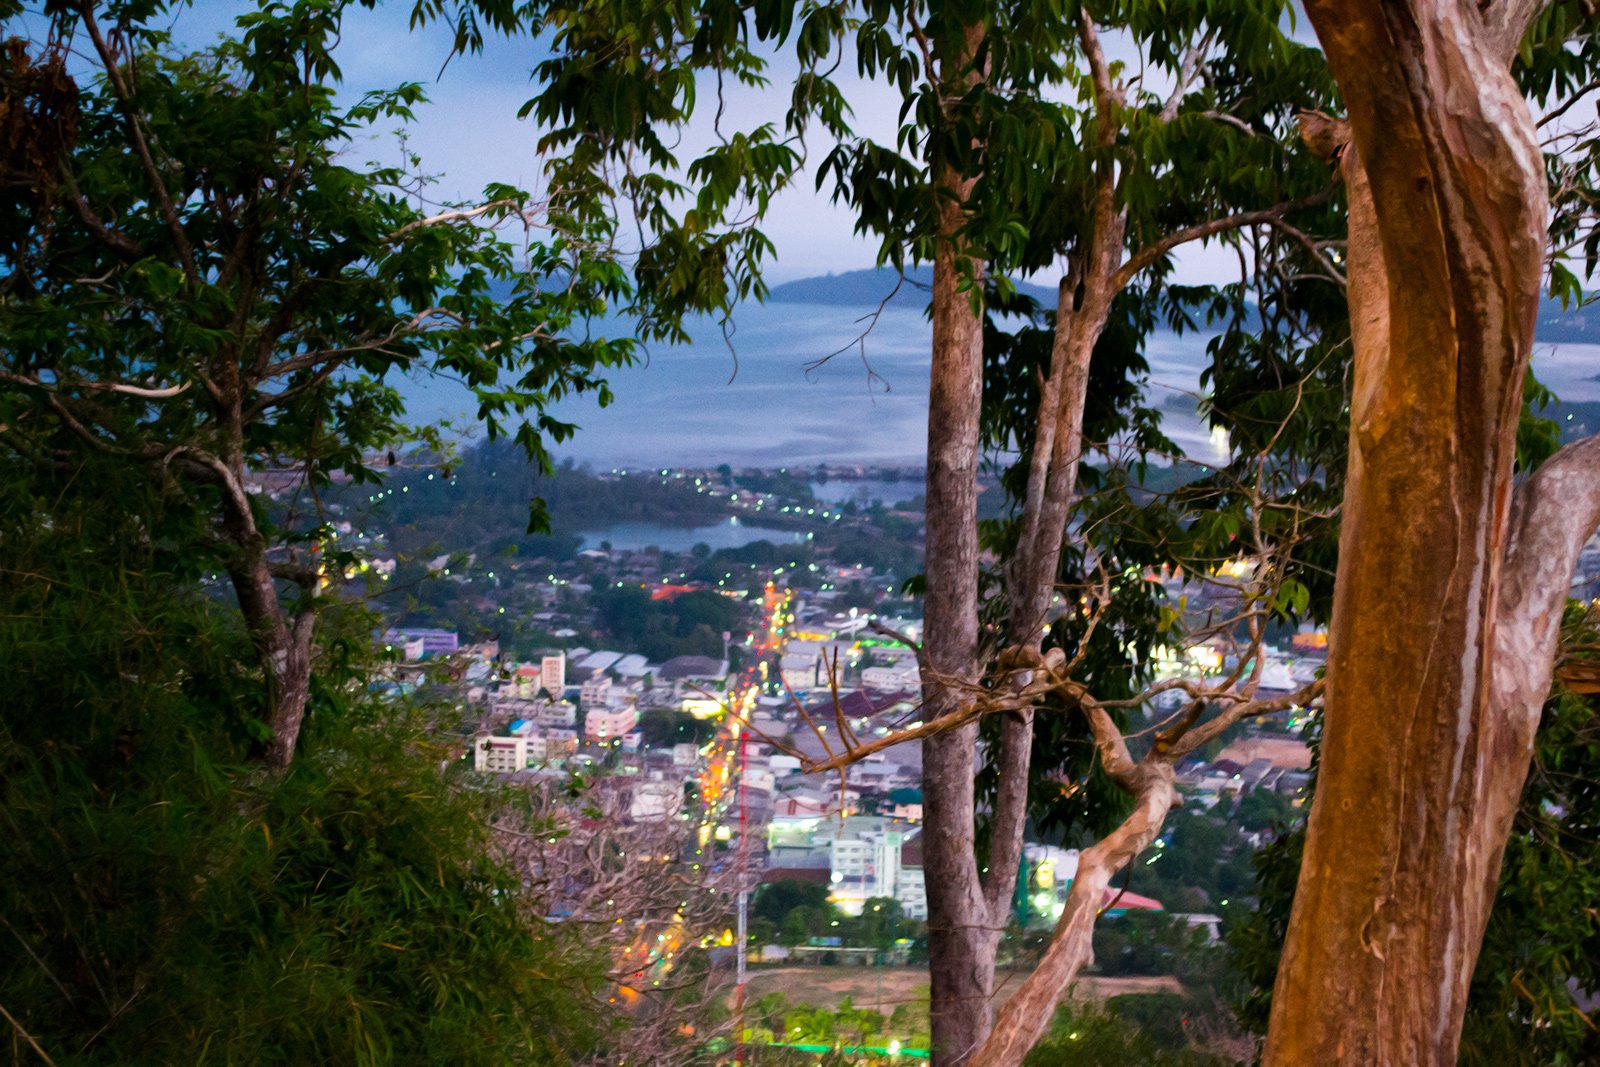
[72,1,199,285]
[385,198,535,240]
[1481,0,1553,67]
[1113,186,1339,291]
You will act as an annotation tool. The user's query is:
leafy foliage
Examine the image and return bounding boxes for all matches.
[0,457,609,1064]
[1,0,637,762]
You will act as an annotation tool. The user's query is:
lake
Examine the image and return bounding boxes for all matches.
[577,517,809,552]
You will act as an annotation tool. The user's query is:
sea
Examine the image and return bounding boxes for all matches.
[393,300,1600,470]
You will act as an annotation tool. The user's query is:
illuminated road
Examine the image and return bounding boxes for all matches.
[614,583,790,1002]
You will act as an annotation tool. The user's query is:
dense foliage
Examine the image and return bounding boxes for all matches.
[0,0,633,765]
[0,458,609,1064]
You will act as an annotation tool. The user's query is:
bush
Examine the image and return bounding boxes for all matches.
[0,464,609,1064]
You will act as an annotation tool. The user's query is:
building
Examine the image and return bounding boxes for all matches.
[613,653,650,678]
[580,673,612,708]
[540,654,567,694]
[538,729,578,760]
[537,700,577,728]
[896,837,927,920]
[577,649,624,673]
[631,779,685,821]
[585,704,640,742]
[384,628,459,656]
[766,813,927,919]
[862,663,920,691]
[512,663,542,696]
[779,652,818,691]
[658,655,729,683]
[475,734,531,774]
[828,820,918,916]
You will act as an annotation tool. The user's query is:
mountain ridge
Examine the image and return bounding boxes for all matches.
[768,266,1600,344]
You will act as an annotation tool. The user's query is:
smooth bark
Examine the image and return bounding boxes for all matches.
[914,12,1343,1062]
[970,766,1174,1067]
[1264,3,1600,1062]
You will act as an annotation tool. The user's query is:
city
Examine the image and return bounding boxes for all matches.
[7,2,1600,1065]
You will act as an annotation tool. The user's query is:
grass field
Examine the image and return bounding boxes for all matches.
[735,965,1182,1015]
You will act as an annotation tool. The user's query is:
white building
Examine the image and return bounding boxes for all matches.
[580,673,612,708]
[895,862,927,920]
[613,653,650,678]
[537,700,577,728]
[631,779,685,821]
[770,814,928,919]
[829,824,906,914]
[577,649,624,673]
[780,652,818,691]
[475,735,530,773]
[862,663,920,692]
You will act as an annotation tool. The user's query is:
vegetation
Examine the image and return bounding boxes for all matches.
[5,1,1600,1065]
[0,0,633,768]
[0,458,608,1064]
[358,446,732,561]
[591,584,742,662]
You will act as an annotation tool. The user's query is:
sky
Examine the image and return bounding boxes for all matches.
[44,4,1596,469]
[158,0,1246,286]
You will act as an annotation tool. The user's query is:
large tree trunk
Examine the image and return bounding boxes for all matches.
[920,20,999,1065]
[1262,3,1600,1062]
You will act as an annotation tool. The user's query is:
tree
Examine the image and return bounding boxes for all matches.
[0,454,610,1064]
[438,2,1344,1060]
[754,879,834,926]
[1261,3,1600,1062]
[1235,605,1600,1064]
[0,0,631,770]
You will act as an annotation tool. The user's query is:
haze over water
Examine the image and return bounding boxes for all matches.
[399,299,1600,470]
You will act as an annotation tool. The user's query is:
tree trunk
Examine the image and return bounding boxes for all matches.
[215,466,315,771]
[919,19,999,1064]
[1263,3,1583,1061]
[922,186,994,1066]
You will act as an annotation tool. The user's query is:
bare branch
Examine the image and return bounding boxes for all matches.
[385,198,538,240]
[1077,10,1120,141]
[1168,677,1326,758]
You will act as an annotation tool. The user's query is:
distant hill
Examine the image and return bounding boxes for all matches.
[1536,296,1600,344]
[768,266,1057,307]
[769,267,1600,343]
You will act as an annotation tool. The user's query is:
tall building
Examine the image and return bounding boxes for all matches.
[541,654,566,694]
